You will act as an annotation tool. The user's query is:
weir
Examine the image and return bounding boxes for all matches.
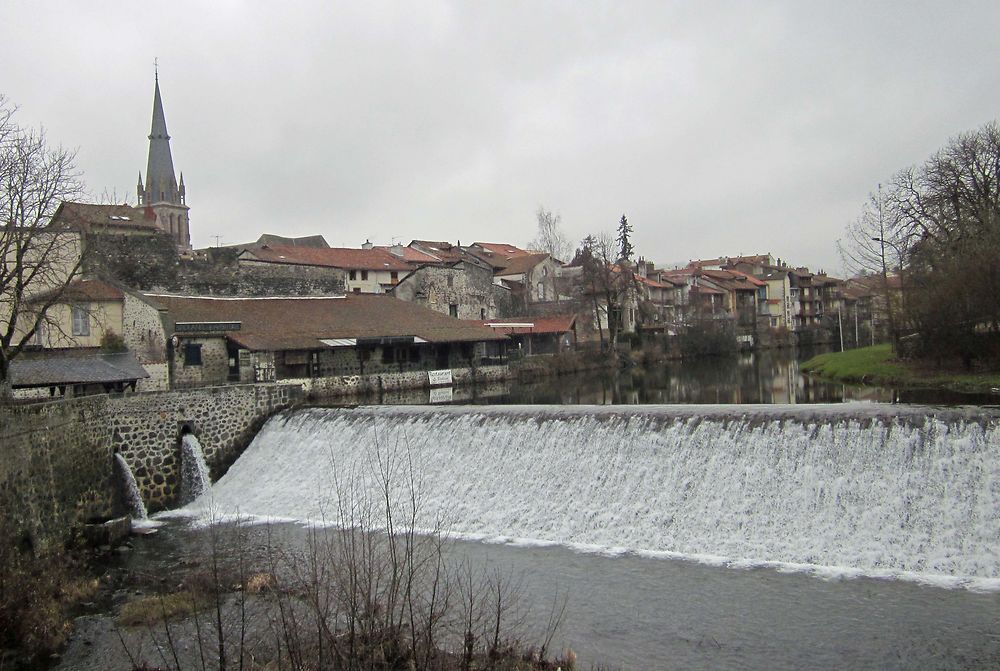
[187,404,1000,586]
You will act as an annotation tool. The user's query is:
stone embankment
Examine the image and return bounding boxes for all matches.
[0,384,301,553]
[0,363,516,553]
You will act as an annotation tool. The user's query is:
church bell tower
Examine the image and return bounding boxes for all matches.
[137,70,191,251]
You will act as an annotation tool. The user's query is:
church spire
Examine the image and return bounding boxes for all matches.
[138,68,191,251]
[143,73,178,204]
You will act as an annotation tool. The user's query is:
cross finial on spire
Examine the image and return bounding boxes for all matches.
[154,57,159,82]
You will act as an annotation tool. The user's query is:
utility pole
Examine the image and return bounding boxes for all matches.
[838,305,844,352]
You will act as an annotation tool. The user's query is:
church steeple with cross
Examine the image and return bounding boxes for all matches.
[137,65,191,251]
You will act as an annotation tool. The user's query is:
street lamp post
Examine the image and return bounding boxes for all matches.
[871,236,904,352]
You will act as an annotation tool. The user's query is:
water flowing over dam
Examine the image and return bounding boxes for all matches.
[189,404,1000,587]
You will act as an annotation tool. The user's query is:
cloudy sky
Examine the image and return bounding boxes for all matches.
[4,1,999,272]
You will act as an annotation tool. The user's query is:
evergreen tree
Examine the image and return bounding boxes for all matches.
[616,214,634,264]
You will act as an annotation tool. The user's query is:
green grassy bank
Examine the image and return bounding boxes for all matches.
[802,344,1000,394]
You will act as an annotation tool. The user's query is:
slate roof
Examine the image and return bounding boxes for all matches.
[466,315,576,335]
[10,349,149,388]
[240,245,415,271]
[146,293,509,350]
[256,233,329,248]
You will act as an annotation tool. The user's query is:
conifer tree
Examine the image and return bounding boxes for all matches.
[616,214,634,264]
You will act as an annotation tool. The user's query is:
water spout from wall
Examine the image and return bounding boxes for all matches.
[114,453,148,520]
[179,432,211,504]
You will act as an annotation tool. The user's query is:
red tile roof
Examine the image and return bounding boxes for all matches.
[50,202,159,232]
[241,245,414,271]
[372,246,441,265]
[146,293,508,350]
[472,242,535,258]
[495,253,550,277]
[30,278,124,303]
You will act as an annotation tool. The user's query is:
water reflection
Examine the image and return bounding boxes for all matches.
[504,348,883,405]
[328,347,997,407]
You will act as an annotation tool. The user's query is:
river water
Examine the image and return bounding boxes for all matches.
[154,404,1000,670]
[97,350,1000,670]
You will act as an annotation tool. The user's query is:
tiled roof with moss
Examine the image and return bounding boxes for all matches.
[146,293,509,350]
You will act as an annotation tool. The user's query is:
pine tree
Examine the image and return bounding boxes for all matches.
[616,214,634,264]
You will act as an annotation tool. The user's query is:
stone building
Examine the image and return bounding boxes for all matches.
[465,242,564,312]
[237,245,439,294]
[390,260,511,320]
[144,292,509,388]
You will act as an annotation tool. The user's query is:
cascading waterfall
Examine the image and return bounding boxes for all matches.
[185,404,1000,587]
[179,433,212,504]
[114,452,148,520]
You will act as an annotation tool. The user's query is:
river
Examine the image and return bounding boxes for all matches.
[62,351,1000,670]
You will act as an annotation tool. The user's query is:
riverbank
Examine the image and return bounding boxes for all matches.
[802,344,1000,395]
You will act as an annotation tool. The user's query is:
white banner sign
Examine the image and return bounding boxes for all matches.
[429,386,454,404]
[428,369,453,387]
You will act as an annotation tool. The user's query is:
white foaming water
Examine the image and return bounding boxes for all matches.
[185,405,1000,587]
[114,452,148,520]
[180,433,212,504]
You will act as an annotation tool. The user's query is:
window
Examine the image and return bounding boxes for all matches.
[390,271,398,283]
[71,305,90,336]
[184,343,203,366]
[449,304,458,318]
[447,275,454,288]
[349,270,357,281]
[361,270,369,281]
[480,308,486,320]
[353,287,361,294]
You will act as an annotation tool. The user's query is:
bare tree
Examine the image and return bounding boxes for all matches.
[528,206,571,263]
[0,96,85,399]
[839,183,908,348]
[844,120,1000,365]
[575,231,636,352]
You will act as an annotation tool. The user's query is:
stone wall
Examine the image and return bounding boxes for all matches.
[393,262,501,319]
[109,384,302,511]
[170,337,230,388]
[0,383,303,551]
[0,396,115,553]
[292,364,511,400]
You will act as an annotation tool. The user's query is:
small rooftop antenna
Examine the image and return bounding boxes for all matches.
[212,235,222,247]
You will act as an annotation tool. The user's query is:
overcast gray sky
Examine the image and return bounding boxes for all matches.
[4,1,999,272]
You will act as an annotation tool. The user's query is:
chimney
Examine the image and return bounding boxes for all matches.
[361,239,373,250]
[390,243,404,257]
